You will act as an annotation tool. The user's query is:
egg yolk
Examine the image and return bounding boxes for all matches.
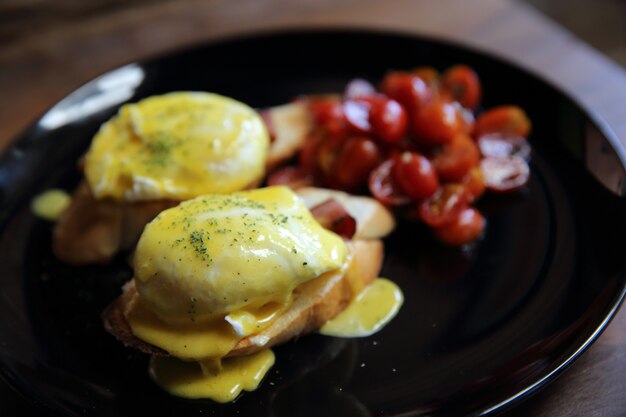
[84,92,269,202]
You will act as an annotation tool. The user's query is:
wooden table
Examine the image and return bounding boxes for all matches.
[1,0,625,415]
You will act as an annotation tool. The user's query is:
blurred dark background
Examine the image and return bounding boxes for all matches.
[2,0,625,67]
[526,0,626,67]
[1,0,626,144]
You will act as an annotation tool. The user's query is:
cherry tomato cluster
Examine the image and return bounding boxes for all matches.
[268,65,533,246]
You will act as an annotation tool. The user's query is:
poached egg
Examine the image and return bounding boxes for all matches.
[84,91,269,202]
[123,186,350,400]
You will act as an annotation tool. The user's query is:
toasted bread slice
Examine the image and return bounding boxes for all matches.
[53,181,174,265]
[102,239,383,358]
[296,187,396,239]
[265,101,313,171]
[53,177,261,266]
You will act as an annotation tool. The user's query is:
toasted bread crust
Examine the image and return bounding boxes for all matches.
[101,239,383,358]
[229,239,382,356]
[102,281,167,355]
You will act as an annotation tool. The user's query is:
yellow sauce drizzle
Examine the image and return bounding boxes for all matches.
[84,92,269,202]
[225,301,289,337]
[319,278,403,337]
[149,349,275,401]
[125,297,240,361]
[31,189,70,221]
[133,186,347,325]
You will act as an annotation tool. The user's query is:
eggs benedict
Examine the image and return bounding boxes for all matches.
[84,92,268,201]
[103,186,401,402]
[53,92,273,264]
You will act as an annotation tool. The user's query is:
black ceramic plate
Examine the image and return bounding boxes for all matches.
[1,30,626,417]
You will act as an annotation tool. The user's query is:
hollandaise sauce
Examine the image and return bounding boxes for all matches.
[125,186,350,401]
[149,349,275,401]
[225,301,288,337]
[84,92,269,202]
[320,278,403,337]
[132,186,347,325]
[125,298,241,360]
[31,189,70,221]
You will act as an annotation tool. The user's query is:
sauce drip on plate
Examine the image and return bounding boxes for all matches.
[31,189,70,220]
[149,349,275,401]
[320,278,403,337]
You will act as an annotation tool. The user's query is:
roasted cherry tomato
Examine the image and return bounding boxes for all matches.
[316,135,345,177]
[309,97,340,124]
[370,97,409,143]
[309,97,349,137]
[266,166,314,189]
[299,132,323,175]
[431,133,480,181]
[301,70,532,248]
[380,71,432,112]
[332,136,382,190]
[462,166,486,202]
[460,106,476,134]
[368,159,411,206]
[391,152,439,200]
[477,133,531,161]
[473,105,531,138]
[480,155,530,192]
[411,66,440,88]
[412,97,465,146]
[441,65,481,110]
[344,78,376,99]
[432,207,486,246]
[343,98,373,134]
[418,184,469,227]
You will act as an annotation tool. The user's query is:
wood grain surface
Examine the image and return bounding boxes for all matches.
[0,0,625,416]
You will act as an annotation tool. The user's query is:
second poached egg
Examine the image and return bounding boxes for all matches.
[84,92,269,202]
